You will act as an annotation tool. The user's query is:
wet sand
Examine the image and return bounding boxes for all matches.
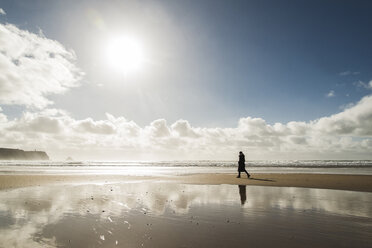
[1,171,371,247]
[1,173,372,192]
[0,182,371,248]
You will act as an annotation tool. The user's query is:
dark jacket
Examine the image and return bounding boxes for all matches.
[238,153,245,172]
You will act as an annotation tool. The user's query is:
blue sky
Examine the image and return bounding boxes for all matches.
[0,0,372,160]
[1,0,371,126]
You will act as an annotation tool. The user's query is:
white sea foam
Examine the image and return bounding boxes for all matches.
[1,160,372,167]
[0,160,372,175]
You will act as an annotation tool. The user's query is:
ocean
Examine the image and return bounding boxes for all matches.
[1,160,372,175]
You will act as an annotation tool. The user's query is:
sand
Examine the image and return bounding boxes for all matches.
[1,173,372,192]
[1,179,371,248]
[1,173,372,247]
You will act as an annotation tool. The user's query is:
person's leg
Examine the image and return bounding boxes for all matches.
[237,171,241,178]
[245,169,250,178]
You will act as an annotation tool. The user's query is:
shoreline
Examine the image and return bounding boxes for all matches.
[1,173,372,192]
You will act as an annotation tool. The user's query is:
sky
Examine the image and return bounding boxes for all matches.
[0,0,372,160]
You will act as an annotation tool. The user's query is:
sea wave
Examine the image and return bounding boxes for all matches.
[0,160,372,168]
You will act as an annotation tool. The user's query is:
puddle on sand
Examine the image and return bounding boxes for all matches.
[0,183,371,248]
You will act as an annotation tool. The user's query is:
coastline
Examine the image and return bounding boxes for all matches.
[1,173,372,192]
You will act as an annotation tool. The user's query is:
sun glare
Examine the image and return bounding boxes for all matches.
[106,36,144,74]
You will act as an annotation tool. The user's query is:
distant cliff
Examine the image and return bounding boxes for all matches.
[0,148,49,160]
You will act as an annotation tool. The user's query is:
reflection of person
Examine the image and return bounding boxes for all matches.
[237,151,250,178]
[238,185,246,205]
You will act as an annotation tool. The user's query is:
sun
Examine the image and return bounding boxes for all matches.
[106,36,144,74]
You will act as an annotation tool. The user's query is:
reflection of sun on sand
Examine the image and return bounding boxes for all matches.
[0,173,372,192]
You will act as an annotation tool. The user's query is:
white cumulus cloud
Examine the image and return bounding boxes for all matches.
[0,23,83,109]
[1,94,372,160]
[314,95,372,136]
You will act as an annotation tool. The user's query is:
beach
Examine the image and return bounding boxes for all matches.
[1,173,372,192]
[2,0,372,247]
[1,171,372,247]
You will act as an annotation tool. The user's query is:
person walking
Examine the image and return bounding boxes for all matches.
[237,151,250,178]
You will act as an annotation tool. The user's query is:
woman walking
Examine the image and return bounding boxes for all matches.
[237,151,250,178]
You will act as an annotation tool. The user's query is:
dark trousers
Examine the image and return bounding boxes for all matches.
[238,169,250,177]
[238,163,250,177]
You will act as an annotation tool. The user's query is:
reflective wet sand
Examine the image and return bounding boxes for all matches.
[0,182,371,248]
[2,173,372,192]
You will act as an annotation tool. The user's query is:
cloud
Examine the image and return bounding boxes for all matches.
[339,71,360,76]
[9,114,64,133]
[326,90,335,98]
[314,95,372,136]
[146,119,171,137]
[1,94,372,160]
[0,23,83,109]
[73,118,116,134]
[354,80,372,90]
[0,8,5,15]
[171,119,199,138]
[0,106,6,123]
